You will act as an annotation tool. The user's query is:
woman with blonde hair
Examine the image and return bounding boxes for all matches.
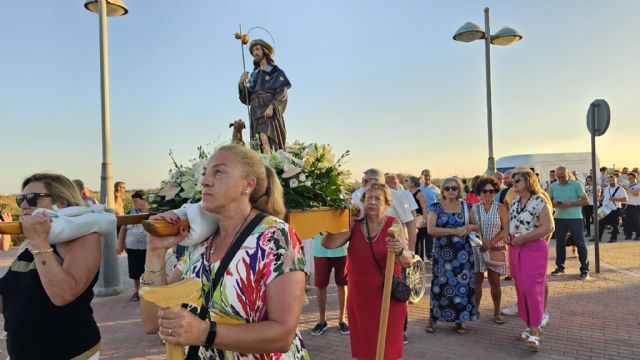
[425,177,479,334]
[0,173,102,359]
[140,144,308,359]
[323,182,411,359]
[505,168,554,351]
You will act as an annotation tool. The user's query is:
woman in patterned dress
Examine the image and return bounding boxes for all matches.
[323,183,412,359]
[505,169,554,352]
[140,144,309,359]
[425,177,480,334]
[471,176,509,324]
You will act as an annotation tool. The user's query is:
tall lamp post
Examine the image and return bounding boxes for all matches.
[84,0,128,296]
[453,7,522,176]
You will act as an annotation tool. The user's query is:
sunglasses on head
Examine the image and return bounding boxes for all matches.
[481,189,496,194]
[16,193,53,207]
[443,186,459,192]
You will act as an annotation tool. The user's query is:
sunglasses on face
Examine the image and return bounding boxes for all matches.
[481,189,496,194]
[443,186,459,192]
[513,178,523,184]
[16,193,53,207]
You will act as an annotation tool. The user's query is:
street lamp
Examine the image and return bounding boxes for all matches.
[84,0,128,296]
[453,7,522,176]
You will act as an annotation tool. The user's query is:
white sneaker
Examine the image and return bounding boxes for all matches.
[501,304,518,316]
[540,311,549,328]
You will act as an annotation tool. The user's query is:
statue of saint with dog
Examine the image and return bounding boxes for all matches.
[238,39,291,154]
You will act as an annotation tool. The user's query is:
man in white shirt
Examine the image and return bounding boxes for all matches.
[385,173,419,215]
[622,172,640,240]
[598,175,628,242]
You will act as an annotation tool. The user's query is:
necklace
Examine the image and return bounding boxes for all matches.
[516,196,531,215]
[207,208,253,261]
[364,216,385,243]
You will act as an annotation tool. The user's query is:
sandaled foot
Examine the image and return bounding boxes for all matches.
[494,314,505,324]
[424,321,437,334]
[455,323,466,334]
[525,334,541,352]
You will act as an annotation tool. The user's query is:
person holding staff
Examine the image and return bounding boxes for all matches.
[323,182,411,360]
[140,144,308,359]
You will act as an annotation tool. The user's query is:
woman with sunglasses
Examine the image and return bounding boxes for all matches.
[425,177,479,334]
[471,176,509,324]
[323,183,411,359]
[505,169,554,352]
[0,173,102,359]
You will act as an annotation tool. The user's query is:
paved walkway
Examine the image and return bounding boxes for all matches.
[1,239,639,359]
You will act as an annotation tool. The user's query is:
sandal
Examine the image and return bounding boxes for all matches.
[493,314,505,324]
[455,323,466,334]
[424,321,437,334]
[525,334,541,352]
[520,328,544,342]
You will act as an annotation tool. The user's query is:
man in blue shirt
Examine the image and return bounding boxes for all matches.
[547,167,590,280]
[419,169,440,261]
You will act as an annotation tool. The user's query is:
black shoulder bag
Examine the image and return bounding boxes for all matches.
[185,212,267,359]
[365,217,411,303]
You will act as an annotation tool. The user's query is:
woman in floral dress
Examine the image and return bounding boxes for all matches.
[425,177,480,334]
[140,144,309,359]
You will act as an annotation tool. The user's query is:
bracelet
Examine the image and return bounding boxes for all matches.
[30,247,54,255]
[144,266,163,273]
[204,320,217,349]
[140,274,153,286]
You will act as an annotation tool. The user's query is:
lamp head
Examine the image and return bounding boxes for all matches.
[491,26,522,46]
[453,21,485,42]
[84,0,128,17]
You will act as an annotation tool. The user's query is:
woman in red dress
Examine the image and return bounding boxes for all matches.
[323,183,412,359]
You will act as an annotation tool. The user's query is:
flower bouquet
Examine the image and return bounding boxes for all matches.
[149,142,352,238]
[260,142,351,210]
[148,146,209,212]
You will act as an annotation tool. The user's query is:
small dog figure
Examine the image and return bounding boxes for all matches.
[229,119,246,145]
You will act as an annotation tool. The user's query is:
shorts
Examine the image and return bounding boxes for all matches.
[127,248,147,280]
[314,256,348,288]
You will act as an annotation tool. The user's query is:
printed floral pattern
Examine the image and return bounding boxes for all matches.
[176,215,309,360]
[509,195,546,237]
[429,202,478,323]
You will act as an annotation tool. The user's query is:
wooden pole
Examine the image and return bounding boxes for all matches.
[376,223,401,360]
[376,250,395,360]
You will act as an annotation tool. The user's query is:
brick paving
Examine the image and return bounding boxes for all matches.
[1,240,640,359]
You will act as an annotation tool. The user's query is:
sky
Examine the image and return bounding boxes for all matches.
[1,0,638,194]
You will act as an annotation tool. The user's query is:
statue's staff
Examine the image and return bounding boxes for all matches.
[234,24,251,121]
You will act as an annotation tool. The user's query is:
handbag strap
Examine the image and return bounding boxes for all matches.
[185,211,267,359]
[463,201,469,226]
[365,217,387,278]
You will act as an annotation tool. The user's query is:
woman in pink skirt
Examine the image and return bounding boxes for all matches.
[505,169,554,352]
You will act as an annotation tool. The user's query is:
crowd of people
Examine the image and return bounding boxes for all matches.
[0,159,638,358]
[310,164,639,356]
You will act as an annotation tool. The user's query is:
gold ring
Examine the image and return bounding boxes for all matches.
[169,328,173,336]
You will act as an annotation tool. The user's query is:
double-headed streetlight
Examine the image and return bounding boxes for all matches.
[453,7,522,176]
[84,0,128,296]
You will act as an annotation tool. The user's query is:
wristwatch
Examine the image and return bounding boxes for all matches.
[204,320,217,349]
